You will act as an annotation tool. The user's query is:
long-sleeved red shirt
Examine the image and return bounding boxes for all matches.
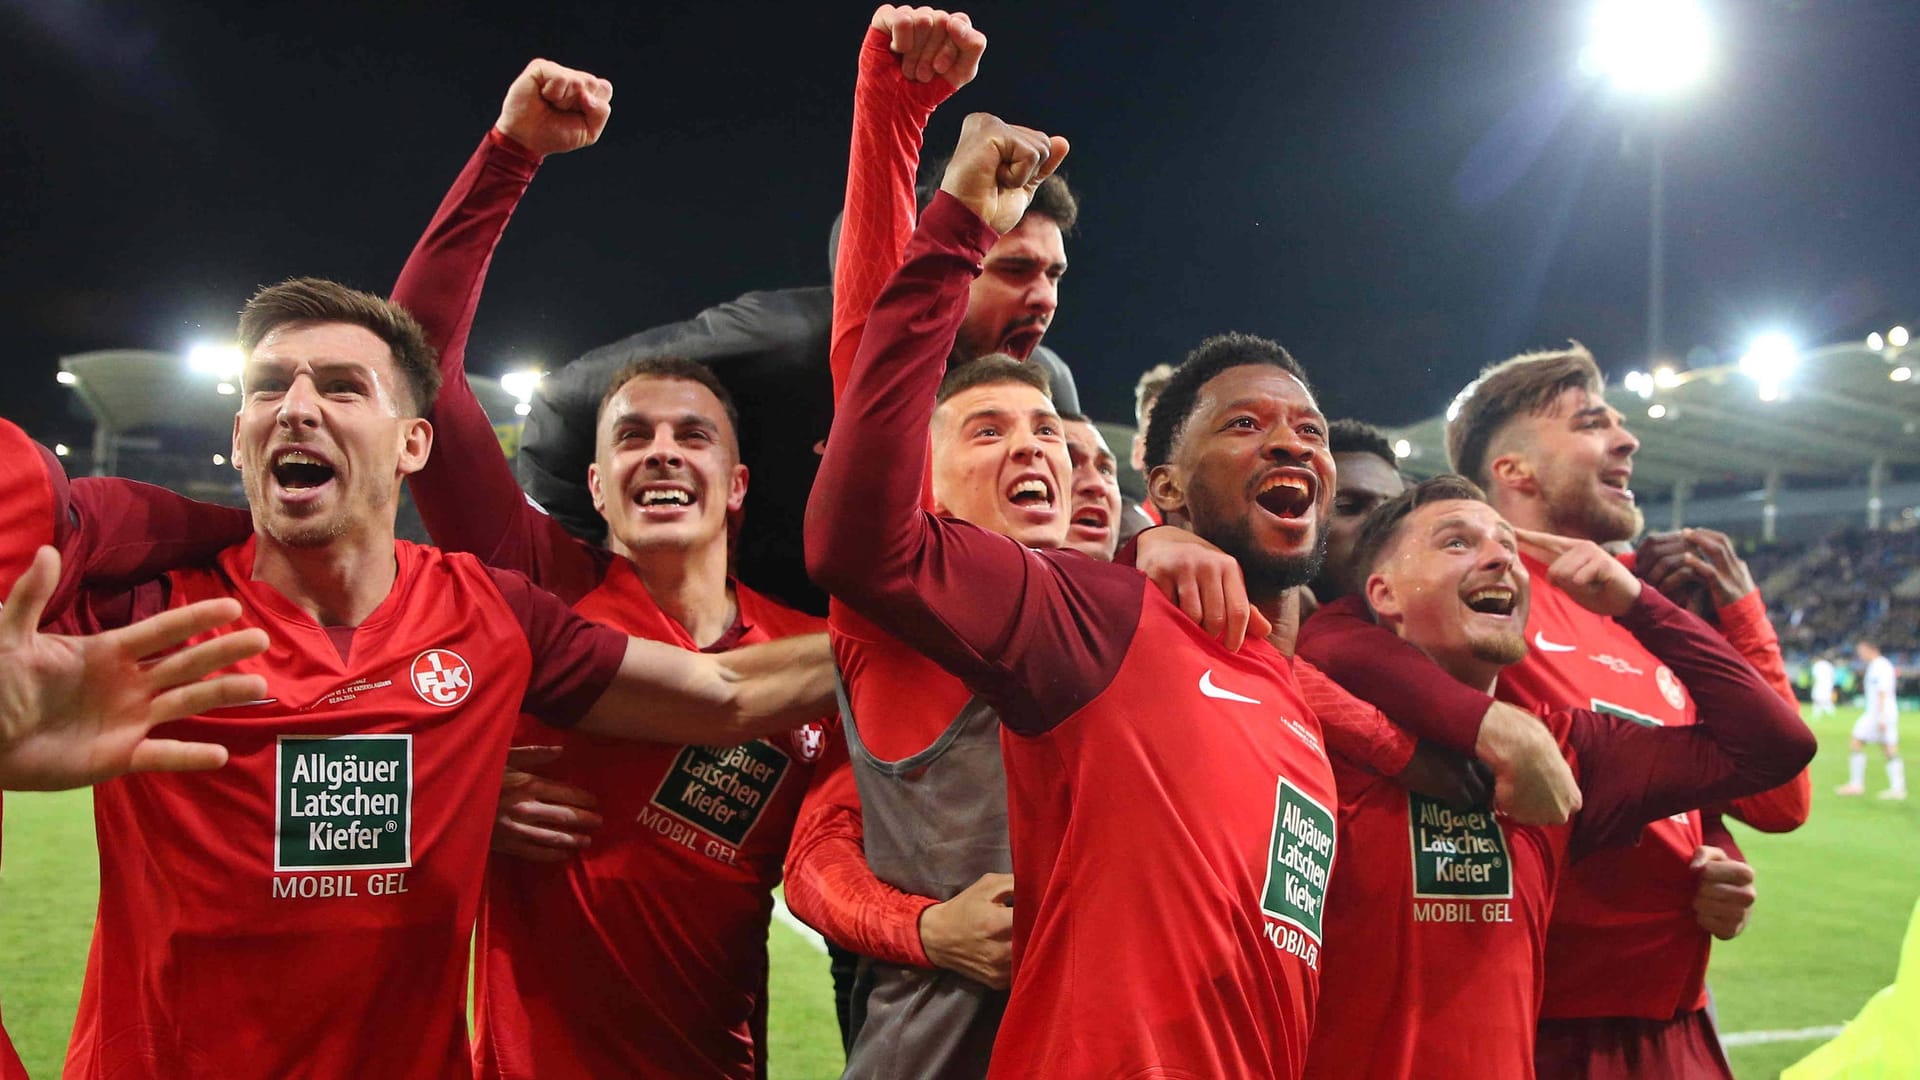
[389,129,840,1080]
[1297,587,1813,1079]
[808,191,1339,1080]
[783,31,981,970]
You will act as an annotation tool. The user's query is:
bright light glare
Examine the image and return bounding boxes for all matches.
[1583,0,1710,95]
[1653,366,1680,388]
[187,343,245,379]
[1622,370,1655,399]
[500,369,543,404]
[212,454,226,465]
[1893,367,1913,383]
[1757,382,1780,402]
[216,382,236,396]
[1393,439,1413,459]
[53,443,70,457]
[1868,332,1886,351]
[56,370,77,386]
[1739,333,1798,386]
[1892,326,1911,349]
[514,401,533,417]
[1648,404,1668,419]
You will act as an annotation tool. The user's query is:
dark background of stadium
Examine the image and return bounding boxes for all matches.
[2,0,1916,447]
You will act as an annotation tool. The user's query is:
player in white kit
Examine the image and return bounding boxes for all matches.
[1838,640,1905,799]
[1811,656,1837,717]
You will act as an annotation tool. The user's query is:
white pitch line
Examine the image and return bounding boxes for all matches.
[1722,1025,1845,1048]
[772,893,828,954]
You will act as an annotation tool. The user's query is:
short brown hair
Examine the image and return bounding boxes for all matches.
[238,277,440,417]
[597,356,742,437]
[937,353,1051,405]
[1132,363,1176,427]
[1351,473,1491,583]
[1445,343,1603,487]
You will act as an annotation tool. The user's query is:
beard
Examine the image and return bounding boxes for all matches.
[1196,512,1329,604]
[1469,629,1529,667]
[1542,476,1643,545]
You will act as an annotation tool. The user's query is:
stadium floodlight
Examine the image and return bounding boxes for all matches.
[187,343,245,380]
[500,368,543,404]
[515,401,533,417]
[56,370,78,386]
[54,443,70,457]
[1582,0,1711,96]
[1648,403,1668,419]
[1393,439,1413,459]
[1892,367,1913,383]
[216,382,236,396]
[1622,370,1655,399]
[1739,332,1798,389]
[1891,326,1911,349]
[212,454,226,466]
[1653,365,1680,388]
[1868,332,1886,351]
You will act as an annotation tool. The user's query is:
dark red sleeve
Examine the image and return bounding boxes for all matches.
[61,479,250,594]
[781,751,937,967]
[1712,589,1811,832]
[1293,595,1491,755]
[395,130,608,605]
[805,192,1143,735]
[1294,659,1417,776]
[1700,813,1746,862]
[484,566,628,727]
[830,28,957,403]
[1563,587,1816,860]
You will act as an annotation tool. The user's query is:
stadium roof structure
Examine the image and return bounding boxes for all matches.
[1379,339,1920,499]
[58,348,521,462]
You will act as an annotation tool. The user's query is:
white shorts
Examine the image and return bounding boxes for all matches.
[1814,686,1836,706]
[1853,713,1901,746]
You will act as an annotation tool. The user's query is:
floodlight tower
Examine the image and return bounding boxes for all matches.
[1582,0,1710,364]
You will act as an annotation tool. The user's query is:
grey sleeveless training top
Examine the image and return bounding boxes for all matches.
[838,682,1011,1080]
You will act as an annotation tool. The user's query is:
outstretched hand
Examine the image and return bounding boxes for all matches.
[1515,528,1641,618]
[939,112,1068,234]
[0,546,268,791]
[495,58,613,159]
[871,5,986,88]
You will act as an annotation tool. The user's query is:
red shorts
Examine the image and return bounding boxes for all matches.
[1535,1009,1733,1080]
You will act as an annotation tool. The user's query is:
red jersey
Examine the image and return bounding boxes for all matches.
[807,192,1338,1079]
[0,419,57,1080]
[390,129,840,1079]
[1297,589,1812,1079]
[1501,552,1708,1022]
[54,536,625,1079]
[471,566,832,1080]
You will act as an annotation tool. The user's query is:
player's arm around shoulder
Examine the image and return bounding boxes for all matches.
[576,633,838,745]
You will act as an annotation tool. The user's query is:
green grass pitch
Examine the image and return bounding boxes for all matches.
[2,705,1913,1078]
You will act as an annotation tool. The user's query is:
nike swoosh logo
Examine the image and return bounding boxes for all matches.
[1199,669,1262,705]
[1533,631,1577,653]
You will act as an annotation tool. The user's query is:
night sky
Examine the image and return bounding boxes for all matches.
[4,0,1917,449]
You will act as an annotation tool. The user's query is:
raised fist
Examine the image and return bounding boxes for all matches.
[495,58,613,159]
[870,5,986,88]
[939,112,1068,234]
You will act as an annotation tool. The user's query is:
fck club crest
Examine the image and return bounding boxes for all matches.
[411,649,474,707]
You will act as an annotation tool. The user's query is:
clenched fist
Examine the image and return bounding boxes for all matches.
[871,5,986,88]
[939,113,1068,234]
[495,58,613,159]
